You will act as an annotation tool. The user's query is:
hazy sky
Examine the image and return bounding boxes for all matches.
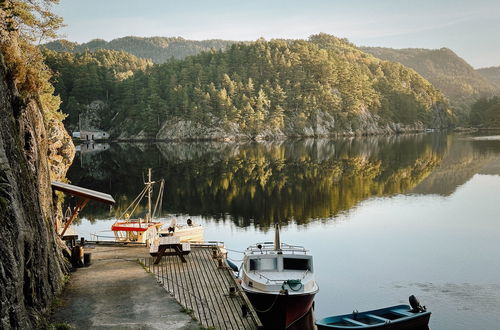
[54,0,500,68]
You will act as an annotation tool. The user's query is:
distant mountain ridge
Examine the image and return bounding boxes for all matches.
[43,36,237,63]
[361,47,500,119]
[476,66,500,88]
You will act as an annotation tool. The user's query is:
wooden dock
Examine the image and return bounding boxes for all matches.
[141,244,263,330]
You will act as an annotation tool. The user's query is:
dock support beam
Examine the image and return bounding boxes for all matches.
[60,197,89,237]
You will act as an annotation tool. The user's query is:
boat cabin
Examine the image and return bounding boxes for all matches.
[241,242,316,294]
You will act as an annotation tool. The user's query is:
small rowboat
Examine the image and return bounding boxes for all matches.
[316,296,431,329]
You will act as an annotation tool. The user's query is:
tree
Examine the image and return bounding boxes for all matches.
[1,0,64,121]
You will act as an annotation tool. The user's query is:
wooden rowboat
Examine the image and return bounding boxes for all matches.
[316,296,431,329]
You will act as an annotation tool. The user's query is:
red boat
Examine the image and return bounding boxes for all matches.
[240,224,319,329]
[111,169,164,244]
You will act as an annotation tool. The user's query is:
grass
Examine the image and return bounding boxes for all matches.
[180,306,194,316]
[45,322,74,330]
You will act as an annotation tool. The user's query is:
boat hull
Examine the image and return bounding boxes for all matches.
[111,221,162,243]
[244,289,316,329]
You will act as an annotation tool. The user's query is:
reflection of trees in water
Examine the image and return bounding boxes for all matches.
[412,136,500,195]
[68,134,447,228]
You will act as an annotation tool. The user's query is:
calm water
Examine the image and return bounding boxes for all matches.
[68,133,500,330]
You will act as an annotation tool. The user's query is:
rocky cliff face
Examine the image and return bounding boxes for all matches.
[0,53,74,328]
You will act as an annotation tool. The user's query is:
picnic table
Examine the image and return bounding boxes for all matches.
[150,236,191,264]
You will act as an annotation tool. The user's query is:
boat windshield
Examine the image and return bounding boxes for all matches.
[283,257,310,271]
[249,258,277,271]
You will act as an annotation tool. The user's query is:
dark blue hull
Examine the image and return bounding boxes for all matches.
[316,304,431,329]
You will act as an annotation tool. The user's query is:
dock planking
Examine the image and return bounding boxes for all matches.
[142,244,262,330]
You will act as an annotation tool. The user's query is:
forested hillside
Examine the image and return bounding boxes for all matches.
[44,34,453,140]
[477,66,500,88]
[43,36,236,63]
[362,47,500,121]
[469,97,500,127]
[42,48,153,131]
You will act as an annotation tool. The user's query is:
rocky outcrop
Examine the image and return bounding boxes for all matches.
[47,118,75,181]
[155,115,252,141]
[0,53,73,328]
[144,111,431,142]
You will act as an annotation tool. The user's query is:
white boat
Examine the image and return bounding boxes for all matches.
[149,235,192,257]
[158,218,204,243]
[240,224,319,329]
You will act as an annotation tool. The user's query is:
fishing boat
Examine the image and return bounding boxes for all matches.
[240,224,319,329]
[316,295,431,329]
[111,169,164,244]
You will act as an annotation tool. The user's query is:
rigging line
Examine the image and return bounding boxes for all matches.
[153,179,164,219]
[120,185,147,217]
[159,179,164,218]
[119,185,148,219]
[128,186,148,218]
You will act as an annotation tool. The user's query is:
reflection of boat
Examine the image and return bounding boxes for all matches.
[111,169,164,244]
[240,224,319,329]
[316,296,431,329]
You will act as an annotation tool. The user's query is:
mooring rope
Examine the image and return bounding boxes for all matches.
[225,248,245,253]
[228,257,244,262]
[252,291,280,313]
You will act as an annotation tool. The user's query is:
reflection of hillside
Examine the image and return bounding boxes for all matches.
[68,135,446,227]
[412,137,500,196]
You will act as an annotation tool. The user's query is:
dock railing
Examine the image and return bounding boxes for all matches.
[141,244,263,330]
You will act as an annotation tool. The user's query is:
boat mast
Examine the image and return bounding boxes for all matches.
[147,168,152,223]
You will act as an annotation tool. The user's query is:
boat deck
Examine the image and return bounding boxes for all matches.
[142,245,263,330]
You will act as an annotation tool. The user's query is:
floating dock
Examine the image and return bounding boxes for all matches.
[141,244,263,330]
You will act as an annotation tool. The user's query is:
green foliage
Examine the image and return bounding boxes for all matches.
[45,322,74,330]
[43,34,452,137]
[42,48,152,130]
[0,0,65,122]
[469,96,500,127]
[107,34,450,136]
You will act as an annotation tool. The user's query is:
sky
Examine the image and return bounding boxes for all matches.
[53,0,500,68]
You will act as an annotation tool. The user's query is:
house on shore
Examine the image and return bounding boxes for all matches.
[80,130,110,141]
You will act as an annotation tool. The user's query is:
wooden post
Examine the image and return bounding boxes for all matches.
[154,245,167,264]
[173,245,187,263]
[60,198,89,237]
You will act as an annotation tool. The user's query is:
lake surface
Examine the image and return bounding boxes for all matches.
[68,132,500,330]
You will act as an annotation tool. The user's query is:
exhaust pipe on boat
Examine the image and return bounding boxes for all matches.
[274,223,281,252]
